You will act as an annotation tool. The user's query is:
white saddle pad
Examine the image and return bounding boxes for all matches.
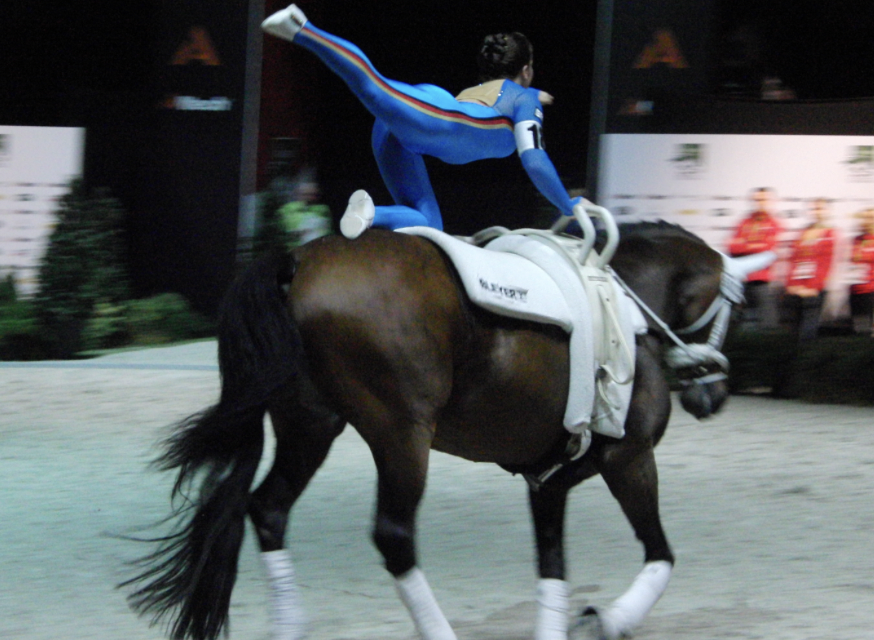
[399,226,644,438]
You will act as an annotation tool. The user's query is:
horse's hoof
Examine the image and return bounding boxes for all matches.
[569,607,606,640]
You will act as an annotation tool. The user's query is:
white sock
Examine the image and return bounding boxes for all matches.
[394,567,457,640]
[600,560,672,638]
[535,578,570,640]
[261,550,308,640]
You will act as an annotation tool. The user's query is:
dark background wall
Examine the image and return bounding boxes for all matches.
[587,0,874,198]
[710,0,874,100]
[597,0,874,134]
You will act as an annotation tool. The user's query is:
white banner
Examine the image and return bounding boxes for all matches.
[0,126,85,296]
[600,134,874,319]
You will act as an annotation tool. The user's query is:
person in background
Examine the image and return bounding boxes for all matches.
[728,187,783,328]
[279,169,333,248]
[783,198,836,342]
[849,207,874,336]
[261,4,580,239]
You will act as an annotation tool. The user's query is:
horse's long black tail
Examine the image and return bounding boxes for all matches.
[122,253,302,640]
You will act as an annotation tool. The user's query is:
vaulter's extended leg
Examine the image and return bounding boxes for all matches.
[263,6,514,162]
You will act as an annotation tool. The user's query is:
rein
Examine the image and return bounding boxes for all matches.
[610,253,744,385]
[485,204,743,389]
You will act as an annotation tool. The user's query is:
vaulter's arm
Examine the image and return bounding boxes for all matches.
[513,90,578,217]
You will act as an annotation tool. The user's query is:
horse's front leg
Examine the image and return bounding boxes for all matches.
[574,447,674,640]
[574,343,675,640]
[529,483,573,640]
[363,420,457,640]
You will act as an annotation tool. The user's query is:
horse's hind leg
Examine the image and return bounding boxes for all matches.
[363,422,457,640]
[248,401,345,640]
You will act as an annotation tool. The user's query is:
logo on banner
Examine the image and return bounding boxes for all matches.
[633,29,689,69]
[160,26,234,112]
[670,143,706,179]
[171,27,221,66]
[844,145,874,182]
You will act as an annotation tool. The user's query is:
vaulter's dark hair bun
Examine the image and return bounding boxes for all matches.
[477,32,533,82]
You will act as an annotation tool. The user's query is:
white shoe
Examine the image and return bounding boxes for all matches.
[261,4,308,42]
[340,190,375,239]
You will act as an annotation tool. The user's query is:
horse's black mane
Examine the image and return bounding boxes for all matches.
[614,220,707,245]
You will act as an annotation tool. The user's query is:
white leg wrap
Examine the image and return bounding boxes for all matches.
[535,579,570,640]
[394,567,457,640]
[600,561,672,639]
[261,550,308,640]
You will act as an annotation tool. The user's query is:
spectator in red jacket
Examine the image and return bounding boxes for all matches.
[728,187,783,328]
[849,207,874,336]
[783,198,836,342]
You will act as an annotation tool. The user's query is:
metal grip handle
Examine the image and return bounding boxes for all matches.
[550,199,619,267]
[581,199,619,268]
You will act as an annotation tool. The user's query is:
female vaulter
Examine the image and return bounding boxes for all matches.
[262,4,580,238]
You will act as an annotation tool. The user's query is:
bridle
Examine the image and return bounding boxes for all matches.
[611,252,745,386]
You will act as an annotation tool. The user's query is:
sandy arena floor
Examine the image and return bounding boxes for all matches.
[1,340,873,639]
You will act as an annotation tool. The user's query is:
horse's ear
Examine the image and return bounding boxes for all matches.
[724,251,777,282]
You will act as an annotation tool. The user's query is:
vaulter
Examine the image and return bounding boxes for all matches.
[261,4,580,238]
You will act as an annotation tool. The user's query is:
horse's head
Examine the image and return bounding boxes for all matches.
[667,251,737,419]
[675,250,777,418]
[611,222,773,420]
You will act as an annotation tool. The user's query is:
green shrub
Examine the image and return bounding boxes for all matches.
[0,300,51,360]
[0,273,17,304]
[5,180,217,358]
[80,302,132,351]
[32,179,130,357]
[125,293,214,345]
[0,300,34,334]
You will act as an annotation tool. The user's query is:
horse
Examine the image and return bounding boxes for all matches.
[121,220,765,640]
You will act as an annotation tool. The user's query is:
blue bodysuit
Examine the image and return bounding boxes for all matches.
[296,23,576,231]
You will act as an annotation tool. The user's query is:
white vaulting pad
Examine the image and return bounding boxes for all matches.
[398,227,574,331]
[486,233,597,434]
[483,235,646,438]
[398,226,596,434]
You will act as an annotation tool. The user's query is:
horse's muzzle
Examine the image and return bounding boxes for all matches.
[679,380,729,419]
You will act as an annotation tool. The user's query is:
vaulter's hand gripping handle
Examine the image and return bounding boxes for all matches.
[551,199,619,268]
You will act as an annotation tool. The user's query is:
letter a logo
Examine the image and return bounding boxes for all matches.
[171,26,221,66]
[633,29,688,69]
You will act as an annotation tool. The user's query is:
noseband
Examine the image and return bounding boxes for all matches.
[613,253,745,386]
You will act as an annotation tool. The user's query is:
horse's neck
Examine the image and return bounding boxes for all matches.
[614,239,718,332]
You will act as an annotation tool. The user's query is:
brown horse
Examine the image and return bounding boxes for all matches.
[122,222,761,640]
